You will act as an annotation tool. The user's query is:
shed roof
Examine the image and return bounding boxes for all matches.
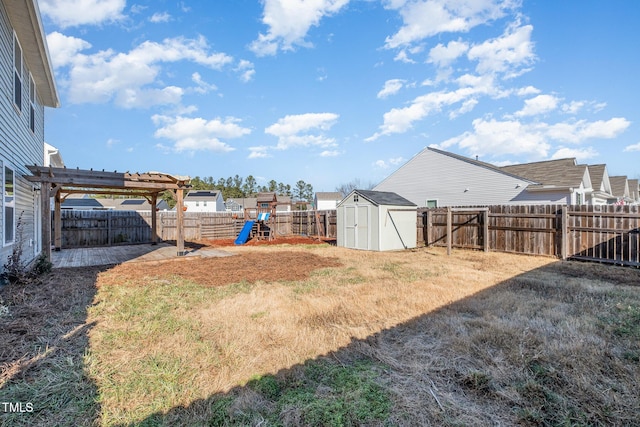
[345,190,416,207]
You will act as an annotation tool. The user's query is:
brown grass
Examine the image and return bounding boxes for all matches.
[2,243,639,426]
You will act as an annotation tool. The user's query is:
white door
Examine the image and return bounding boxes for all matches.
[345,206,356,248]
[357,205,369,250]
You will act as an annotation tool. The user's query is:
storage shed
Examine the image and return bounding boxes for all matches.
[337,190,417,251]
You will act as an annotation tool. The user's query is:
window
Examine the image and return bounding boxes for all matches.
[426,199,438,208]
[203,201,207,206]
[353,195,359,202]
[195,201,199,207]
[4,166,15,245]
[13,34,22,111]
[576,192,583,205]
[260,203,269,208]
[29,75,36,132]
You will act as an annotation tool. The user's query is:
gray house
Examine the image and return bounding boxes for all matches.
[586,164,614,205]
[1,0,59,269]
[337,190,417,251]
[374,147,535,207]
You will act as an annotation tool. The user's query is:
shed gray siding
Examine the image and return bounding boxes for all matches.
[337,190,416,251]
[374,148,534,207]
[0,0,47,267]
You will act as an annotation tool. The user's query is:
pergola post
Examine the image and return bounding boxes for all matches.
[151,193,158,245]
[176,188,185,256]
[40,183,51,262]
[53,186,62,251]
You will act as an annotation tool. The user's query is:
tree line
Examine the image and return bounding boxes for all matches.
[187,175,314,201]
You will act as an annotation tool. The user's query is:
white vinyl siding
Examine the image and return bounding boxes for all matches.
[3,164,14,245]
[374,148,534,207]
[0,1,49,265]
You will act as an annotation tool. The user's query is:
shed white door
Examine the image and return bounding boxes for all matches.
[357,205,369,250]
[345,206,356,248]
[343,205,369,249]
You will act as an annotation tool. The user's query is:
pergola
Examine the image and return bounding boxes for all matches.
[26,166,191,261]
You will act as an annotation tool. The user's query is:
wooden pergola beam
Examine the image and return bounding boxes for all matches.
[26,165,190,261]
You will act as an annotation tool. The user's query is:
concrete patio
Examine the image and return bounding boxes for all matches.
[51,243,235,268]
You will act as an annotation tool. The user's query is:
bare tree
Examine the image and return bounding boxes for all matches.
[335,178,376,197]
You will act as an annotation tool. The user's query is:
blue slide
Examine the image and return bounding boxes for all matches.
[234,221,255,245]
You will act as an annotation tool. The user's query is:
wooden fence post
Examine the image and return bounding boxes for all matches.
[425,210,430,247]
[447,207,452,256]
[561,205,568,260]
[483,209,489,252]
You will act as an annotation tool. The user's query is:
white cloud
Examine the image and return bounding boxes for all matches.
[50,35,233,108]
[374,156,406,169]
[367,80,496,141]
[377,79,405,99]
[440,118,551,158]
[46,32,91,69]
[394,50,416,63]
[152,115,250,152]
[149,12,172,23]
[467,22,535,78]
[384,0,513,49]
[551,147,598,161]
[320,150,341,157]
[515,86,540,96]
[191,72,217,94]
[235,60,255,82]
[561,100,585,114]
[623,142,640,152]
[248,146,271,159]
[438,116,630,160]
[250,0,350,56]
[265,113,339,150]
[39,0,126,28]
[514,94,560,117]
[428,39,468,68]
[374,160,389,169]
[546,118,630,143]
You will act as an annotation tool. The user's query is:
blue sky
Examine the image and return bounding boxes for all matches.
[40,0,640,192]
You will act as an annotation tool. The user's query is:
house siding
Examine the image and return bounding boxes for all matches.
[0,0,46,267]
[374,148,532,207]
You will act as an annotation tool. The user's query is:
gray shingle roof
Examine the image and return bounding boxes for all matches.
[609,176,628,197]
[354,190,416,207]
[500,158,587,188]
[587,164,606,190]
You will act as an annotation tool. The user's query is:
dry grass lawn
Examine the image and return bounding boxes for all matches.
[1,242,639,426]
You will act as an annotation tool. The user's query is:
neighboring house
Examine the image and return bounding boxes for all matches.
[226,193,291,213]
[627,179,639,204]
[183,190,225,212]
[501,159,593,205]
[61,195,163,211]
[586,164,614,205]
[314,192,343,210]
[609,176,630,205]
[1,0,59,268]
[374,147,536,207]
[44,142,63,167]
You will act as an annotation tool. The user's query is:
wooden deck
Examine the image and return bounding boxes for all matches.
[51,243,235,268]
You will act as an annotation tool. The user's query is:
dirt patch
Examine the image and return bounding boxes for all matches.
[99,251,342,287]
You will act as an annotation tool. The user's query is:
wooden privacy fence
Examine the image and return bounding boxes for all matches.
[57,210,334,247]
[58,205,639,267]
[422,205,640,267]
